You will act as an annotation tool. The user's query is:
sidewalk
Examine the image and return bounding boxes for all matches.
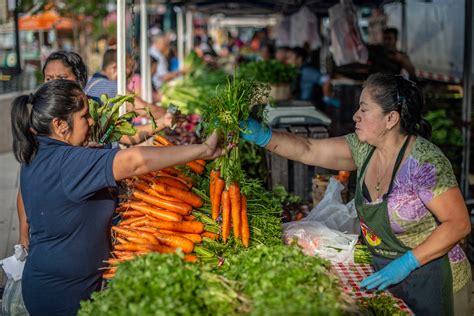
[0,152,20,286]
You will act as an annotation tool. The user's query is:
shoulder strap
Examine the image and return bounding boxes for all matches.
[84,77,105,95]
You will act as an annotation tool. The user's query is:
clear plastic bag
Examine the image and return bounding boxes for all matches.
[1,278,28,316]
[283,221,358,263]
[305,177,360,235]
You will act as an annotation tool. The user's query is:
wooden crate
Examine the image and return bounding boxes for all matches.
[265,125,330,201]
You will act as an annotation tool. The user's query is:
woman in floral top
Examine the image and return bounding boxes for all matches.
[239,73,471,315]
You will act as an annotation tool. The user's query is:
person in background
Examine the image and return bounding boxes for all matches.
[259,42,275,61]
[287,47,339,107]
[239,73,471,315]
[369,28,416,80]
[149,33,185,90]
[275,46,290,64]
[127,55,160,103]
[12,80,223,315]
[85,49,166,119]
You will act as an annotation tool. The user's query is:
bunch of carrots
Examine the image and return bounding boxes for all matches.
[199,73,270,248]
[102,136,218,279]
[209,170,249,247]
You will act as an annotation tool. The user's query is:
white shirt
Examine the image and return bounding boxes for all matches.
[149,47,168,89]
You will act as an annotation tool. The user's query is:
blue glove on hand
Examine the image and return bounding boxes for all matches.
[360,251,420,291]
[239,118,272,147]
[323,96,341,108]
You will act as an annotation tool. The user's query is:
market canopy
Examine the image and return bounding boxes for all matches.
[19,10,74,31]
[169,0,394,15]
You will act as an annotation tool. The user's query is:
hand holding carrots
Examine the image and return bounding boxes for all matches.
[200,130,229,161]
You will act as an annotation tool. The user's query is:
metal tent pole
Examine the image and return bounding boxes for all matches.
[401,0,407,52]
[462,0,473,198]
[175,6,184,70]
[185,9,193,55]
[117,0,127,115]
[140,0,152,103]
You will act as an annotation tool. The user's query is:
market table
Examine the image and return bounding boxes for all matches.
[331,262,414,315]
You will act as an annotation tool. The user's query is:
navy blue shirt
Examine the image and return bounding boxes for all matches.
[21,136,119,315]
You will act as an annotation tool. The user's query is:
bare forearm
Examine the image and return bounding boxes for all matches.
[413,221,470,265]
[120,124,153,145]
[265,131,357,170]
[17,191,29,248]
[114,144,206,180]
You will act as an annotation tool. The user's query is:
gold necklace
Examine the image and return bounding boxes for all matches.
[374,136,409,191]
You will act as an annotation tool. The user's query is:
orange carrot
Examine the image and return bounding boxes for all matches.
[121,210,144,218]
[154,232,194,253]
[184,215,196,221]
[158,172,193,189]
[151,182,203,208]
[126,236,152,245]
[144,218,204,234]
[128,202,183,222]
[212,178,225,220]
[195,159,206,167]
[136,174,155,184]
[133,191,192,215]
[201,231,219,240]
[155,176,189,191]
[155,135,174,146]
[119,215,147,226]
[134,226,160,234]
[115,236,129,244]
[186,161,205,174]
[240,194,249,248]
[210,169,220,213]
[159,230,202,243]
[221,190,231,243]
[114,243,154,253]
[112,226,158,245]
[229,182,241,239]
[184,255,199,263]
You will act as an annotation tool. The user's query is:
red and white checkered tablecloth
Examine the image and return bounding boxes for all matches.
[331,263,414,315]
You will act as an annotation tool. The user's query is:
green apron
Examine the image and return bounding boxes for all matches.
[355,137,453,315]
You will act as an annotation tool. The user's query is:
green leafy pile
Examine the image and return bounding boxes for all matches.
[88,94,137,144]
[357,294,410,316]
[238,60,298,84]
[79,246,348,316]
[79,253,249,316]
[354,244,372,264]
[218,245,347,316]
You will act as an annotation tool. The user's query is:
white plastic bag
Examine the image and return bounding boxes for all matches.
[283,221,358,263]
[304,177,360,235]
[329,1,368,66]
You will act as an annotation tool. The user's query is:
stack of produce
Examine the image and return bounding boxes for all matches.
[238,60,298,85]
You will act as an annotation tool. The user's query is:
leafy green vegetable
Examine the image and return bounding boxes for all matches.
[357,294,410,316]
[238,60,298,84]
[218,245,348,316]
[79,253,249,316]
[79,246,348,316]
[88,94,138,144]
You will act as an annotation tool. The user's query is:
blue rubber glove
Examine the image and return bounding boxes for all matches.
[360,251,420,291]
[323,96,341,108]
[239,118,272,147]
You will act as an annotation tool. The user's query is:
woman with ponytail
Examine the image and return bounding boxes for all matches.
[239,73,471,315]
[12,80,223,315]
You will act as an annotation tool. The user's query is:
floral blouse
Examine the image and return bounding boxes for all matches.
[346,133,471,293]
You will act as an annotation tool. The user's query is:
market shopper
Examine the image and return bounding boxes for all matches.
[85,48,166,119]
[11,79,223,315]
[239,73,471,315]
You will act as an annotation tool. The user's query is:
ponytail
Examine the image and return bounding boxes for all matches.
[418,118,432,140]
[11,94,38,164]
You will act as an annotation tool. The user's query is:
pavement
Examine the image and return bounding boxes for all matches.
[0,152,20,286]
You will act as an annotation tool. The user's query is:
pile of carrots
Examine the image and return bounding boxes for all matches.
[210,170,249,247]
[102,136,218,279]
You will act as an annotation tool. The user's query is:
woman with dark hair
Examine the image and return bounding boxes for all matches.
[43,51,89,88]
[12,80,222,315]
[239,73,471,315]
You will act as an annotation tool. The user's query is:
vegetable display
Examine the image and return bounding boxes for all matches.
[80,246,349,316]
[238,60,298,84]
